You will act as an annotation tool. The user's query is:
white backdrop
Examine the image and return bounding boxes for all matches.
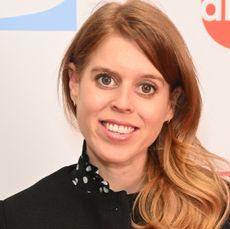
[0,0,229,199]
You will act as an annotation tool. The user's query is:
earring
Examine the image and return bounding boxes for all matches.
[74,102,77,117]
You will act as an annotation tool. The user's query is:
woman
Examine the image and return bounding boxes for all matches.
[0,0,229,228]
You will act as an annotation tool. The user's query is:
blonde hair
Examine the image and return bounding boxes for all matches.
[59,0,230,228]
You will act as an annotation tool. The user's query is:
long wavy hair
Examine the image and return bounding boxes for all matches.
[59,0,230,228]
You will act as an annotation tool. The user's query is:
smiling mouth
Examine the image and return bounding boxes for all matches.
[100,121,137,134]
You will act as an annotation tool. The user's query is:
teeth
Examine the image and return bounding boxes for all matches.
[104,122,135,134]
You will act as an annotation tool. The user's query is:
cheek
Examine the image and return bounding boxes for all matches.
[139,100,170,126]
[76,96,98,138]
[142,106,168,143]
[77,84,108,118]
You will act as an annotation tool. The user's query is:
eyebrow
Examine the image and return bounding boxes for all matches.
[91,67,165,85]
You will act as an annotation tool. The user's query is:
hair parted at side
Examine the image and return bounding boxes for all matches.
[59,0,230,228]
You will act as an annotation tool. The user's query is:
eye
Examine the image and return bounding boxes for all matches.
[137,82,156,96]
[95,73,117,88]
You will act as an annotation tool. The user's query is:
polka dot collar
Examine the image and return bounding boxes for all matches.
[71,140,110,194]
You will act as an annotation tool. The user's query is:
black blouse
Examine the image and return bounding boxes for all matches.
[71,140,111,194]
[0,141,229,229]
[0,141,136,229]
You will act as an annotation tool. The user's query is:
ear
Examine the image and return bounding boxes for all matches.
[165,87,182,122]
[68,63,79,105]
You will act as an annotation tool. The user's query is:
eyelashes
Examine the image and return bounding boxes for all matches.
[136,83,156,95]
[95,72,157,96]
[95,73,117,88]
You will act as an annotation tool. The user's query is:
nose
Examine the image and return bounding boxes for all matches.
[110,87,134,113]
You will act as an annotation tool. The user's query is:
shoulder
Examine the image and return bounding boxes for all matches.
[0,165,79,229]
[0,200,6,229]
[4,164,76,202]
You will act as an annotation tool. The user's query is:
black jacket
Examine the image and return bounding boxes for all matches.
[0,165,133,229]
[0,165,229,229]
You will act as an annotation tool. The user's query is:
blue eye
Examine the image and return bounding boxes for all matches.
[137,83,156,95]
[96,73,117,87]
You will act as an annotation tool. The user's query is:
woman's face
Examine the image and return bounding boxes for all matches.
[69,34,173,167]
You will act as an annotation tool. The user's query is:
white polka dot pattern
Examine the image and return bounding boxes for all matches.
[71,140,110,194]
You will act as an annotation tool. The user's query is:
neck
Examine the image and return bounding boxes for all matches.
[99,165,147,194]
[87,150,148,194]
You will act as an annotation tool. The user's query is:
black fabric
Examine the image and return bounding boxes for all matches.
[0,165,229,229]
[0,201,6,229]
[0,141,229,228]
[71,140,110,194]
[0,165,133,229]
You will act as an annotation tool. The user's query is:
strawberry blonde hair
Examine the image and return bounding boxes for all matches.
[59,0,230,228]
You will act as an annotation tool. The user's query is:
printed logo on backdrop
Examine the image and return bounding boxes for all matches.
[201,0,230,48]
[0,0,76,31]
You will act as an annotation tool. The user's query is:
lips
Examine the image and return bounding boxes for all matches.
[100,120,138,136]
[103,122,135,134]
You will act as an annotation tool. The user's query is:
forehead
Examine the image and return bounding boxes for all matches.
[84,34,164,79]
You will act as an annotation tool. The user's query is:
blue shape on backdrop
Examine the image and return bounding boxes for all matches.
[0,0,76,31]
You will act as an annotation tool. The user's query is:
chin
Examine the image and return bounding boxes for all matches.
[95,143,143,165]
